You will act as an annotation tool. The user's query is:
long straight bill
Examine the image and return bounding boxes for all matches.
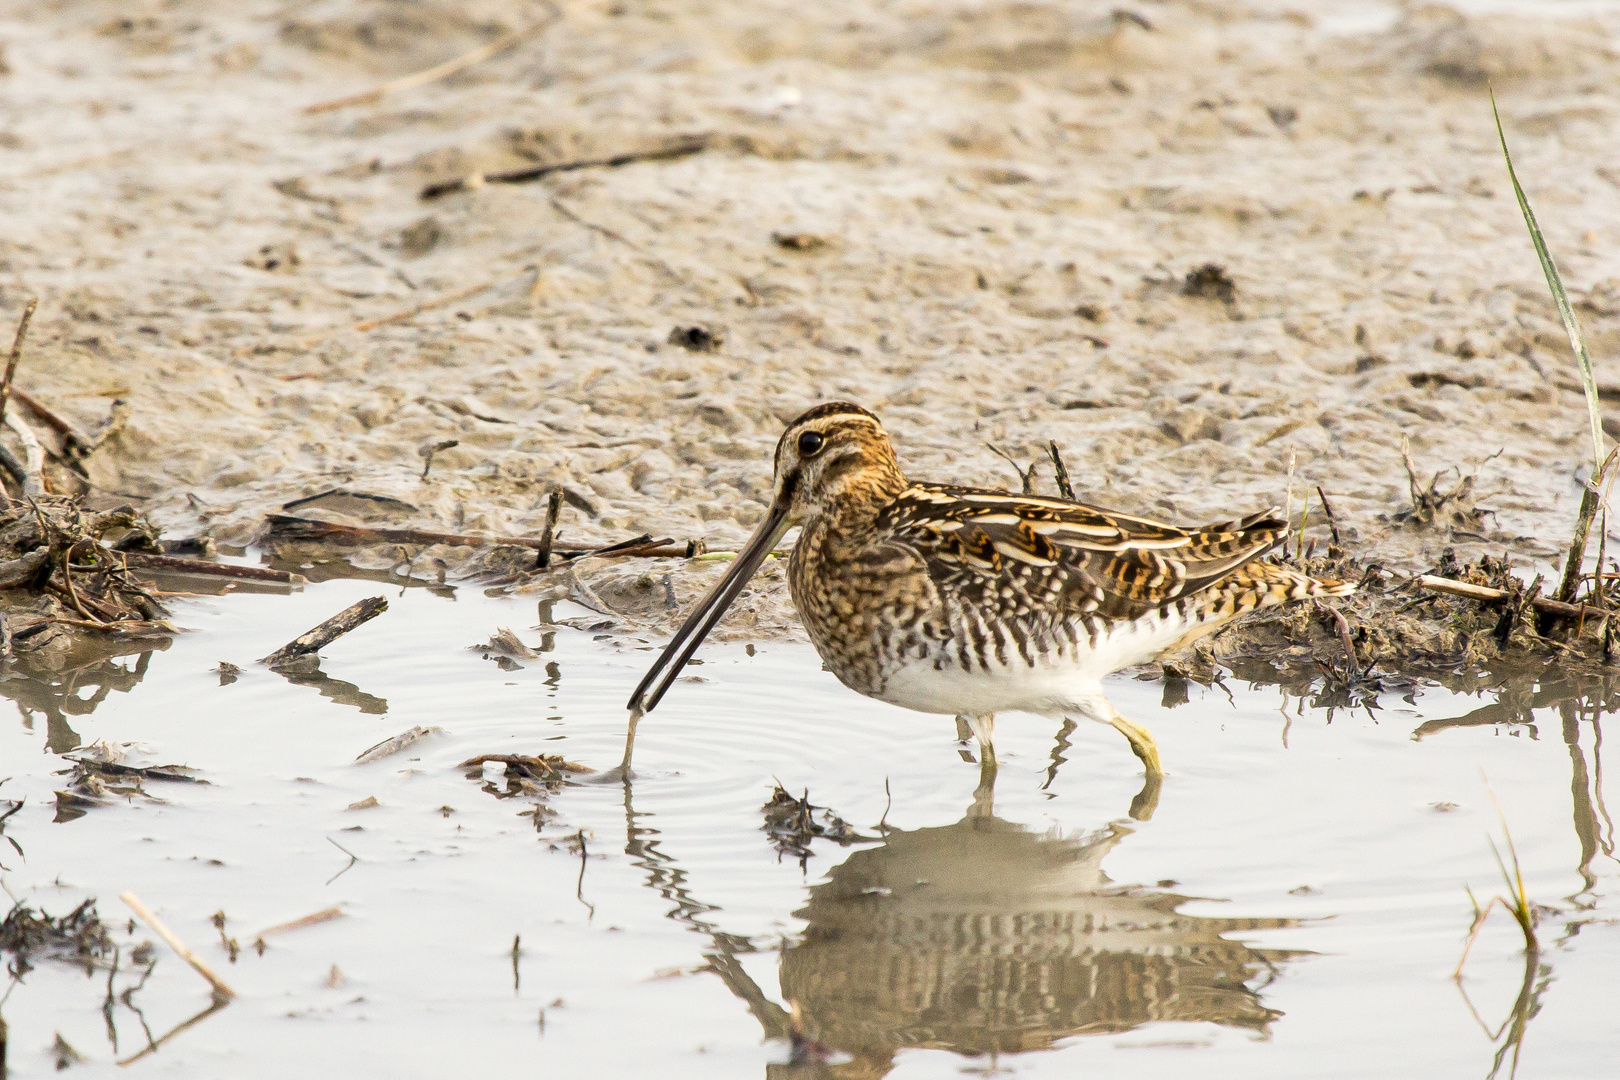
[626,504,791,713]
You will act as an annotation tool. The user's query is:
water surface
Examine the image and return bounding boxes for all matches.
[1,578,1616,1077]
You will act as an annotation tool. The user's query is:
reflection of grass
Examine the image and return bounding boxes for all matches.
[1491,90,1609,607]
[1455,778,1544,1080]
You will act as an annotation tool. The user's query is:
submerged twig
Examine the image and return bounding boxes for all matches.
[251,907,343,946]
[114,996,229,1067]
[355,725,443,763]
[326,837,360,885]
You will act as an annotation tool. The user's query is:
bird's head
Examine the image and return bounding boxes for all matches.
[769,402,905,524]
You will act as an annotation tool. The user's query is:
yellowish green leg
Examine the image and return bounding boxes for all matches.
[1106,713,1163,778]
[963,714,996,764]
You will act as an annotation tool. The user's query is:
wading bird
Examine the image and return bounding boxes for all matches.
[625,402,1350,780]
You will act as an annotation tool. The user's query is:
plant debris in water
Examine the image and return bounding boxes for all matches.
[761,783,870,870]
[52,742,206,822]
[0,497,172,663]
[0,779,21,869]
[460,753,591,827]
[1,898,116,977]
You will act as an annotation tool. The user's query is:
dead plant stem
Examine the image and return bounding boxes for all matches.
[303,5,561,115]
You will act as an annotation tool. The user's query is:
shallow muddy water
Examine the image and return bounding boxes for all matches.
[1,575,1616,1077]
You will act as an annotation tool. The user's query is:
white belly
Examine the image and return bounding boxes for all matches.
[874,609,1198,716]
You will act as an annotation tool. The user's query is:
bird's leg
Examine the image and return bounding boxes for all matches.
[1110,713,1162,777]
[1071,696,1163,779]
[963,714,996,766]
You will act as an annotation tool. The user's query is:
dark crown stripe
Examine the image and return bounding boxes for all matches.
[785,401,879,427]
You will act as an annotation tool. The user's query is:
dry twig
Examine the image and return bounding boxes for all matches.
[266,514,698,560]
[421,135,708,200]
[350,265,536,334]
[251,907,344,944]
[121,551,305,586]
[119,892,236,1001]
[260,596,388,668]
[303,7,561,115]
[0,297,37,433]
[1047,441,1076,500]
[1416,574,1606,622]
[535,488,562,569]
[4,412,44,496]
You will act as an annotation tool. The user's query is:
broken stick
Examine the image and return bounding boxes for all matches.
[420,136,709,200]
[121,551,306,586]
[260,595,388,667]
[251,906,344,943]
[1415,574,1606,621]
[4,412,45,496]
[120,892,237,1000]
[535,488,562,569]
[0,297,37,432]
[1047,441,1075,501]
[265,514,695,559]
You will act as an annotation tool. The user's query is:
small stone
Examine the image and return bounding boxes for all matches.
[400,217,441,258]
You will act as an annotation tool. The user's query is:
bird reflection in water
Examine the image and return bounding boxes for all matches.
[624,761,1303,1078]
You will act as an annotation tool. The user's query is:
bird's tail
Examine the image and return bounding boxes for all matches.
[1198,560,1355,624]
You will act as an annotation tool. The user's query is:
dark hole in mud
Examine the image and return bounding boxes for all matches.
[1182,262,1236,303]
[667,324,724,352]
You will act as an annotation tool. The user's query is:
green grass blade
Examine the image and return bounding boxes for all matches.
[1491,89,1603,472]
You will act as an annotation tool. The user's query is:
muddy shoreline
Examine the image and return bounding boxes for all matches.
[2,0,1619,664]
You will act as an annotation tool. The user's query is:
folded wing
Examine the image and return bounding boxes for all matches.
[882,484,1290,623]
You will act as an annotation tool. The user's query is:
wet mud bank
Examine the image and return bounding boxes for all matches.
[0,0,1616,594]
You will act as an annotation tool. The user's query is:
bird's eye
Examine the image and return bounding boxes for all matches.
[797,431,826,457]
